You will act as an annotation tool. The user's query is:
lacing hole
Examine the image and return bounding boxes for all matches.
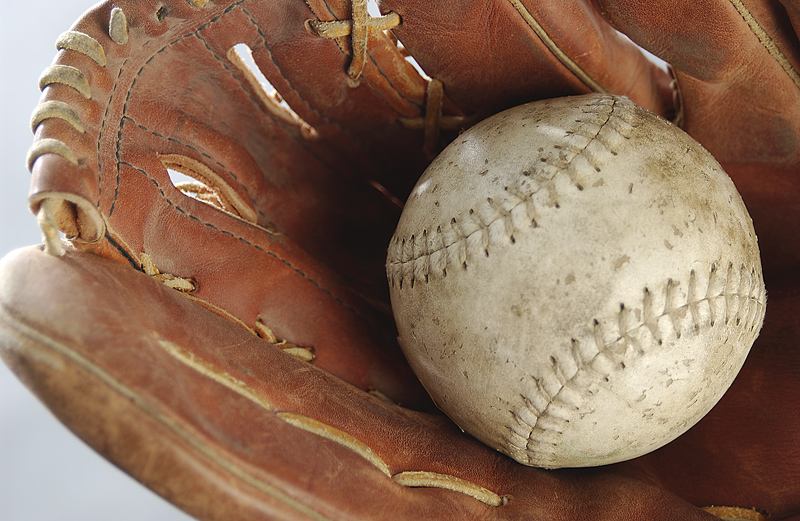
[155,4,169,22]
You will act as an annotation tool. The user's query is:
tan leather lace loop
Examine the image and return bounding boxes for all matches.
[307,0,400,87]
[30,101,86,134]
[702,506,766,521]
[254,320,316,362]
[37,200,64,257]
[140,253,196,292]
[56,31,106,66]
[109,7,129,45]
[421,78,444,158]
[399,79,478,158]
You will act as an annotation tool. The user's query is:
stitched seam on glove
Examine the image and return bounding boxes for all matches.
[507,0,607,93]
[123,117,269,224]
[727,0,800,89]
[116,160,391,339]
[103,3,389,216]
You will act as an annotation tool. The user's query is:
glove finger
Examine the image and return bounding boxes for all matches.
[592,0,800,167]
[378,0,677,119]
[26,0,435,408]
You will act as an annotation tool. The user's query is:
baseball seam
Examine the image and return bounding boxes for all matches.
[386,95,630,288]
[386,95,767,466]
[504,260,765,466]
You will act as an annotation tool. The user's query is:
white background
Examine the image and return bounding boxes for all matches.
[0,1,194,519]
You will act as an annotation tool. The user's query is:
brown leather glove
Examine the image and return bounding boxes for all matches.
[2,0,798,519]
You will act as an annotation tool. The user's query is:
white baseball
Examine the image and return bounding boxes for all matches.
[387,94,766,469]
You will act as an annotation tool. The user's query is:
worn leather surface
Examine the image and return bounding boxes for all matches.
[5,0,800,519]
[0,245,723,520]
[29,0,436,410]
[383,0,676,118]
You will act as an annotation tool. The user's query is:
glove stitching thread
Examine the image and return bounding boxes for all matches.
[237,2,395,166]
[194,25,301,217]
[106,2,285,220]
[60,1,389,222]
[102,58,126,214]
[505,260,764,465]
[110,1,241,218]
[193,4,381,203]
[240,3,412,205]
[121,160,380,333]
[121,115,271,226]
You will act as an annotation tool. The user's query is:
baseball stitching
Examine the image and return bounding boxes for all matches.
[386,95,631,288]
[504,260,765,465]
[386,95,767,466]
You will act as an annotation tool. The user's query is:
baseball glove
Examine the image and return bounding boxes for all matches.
[2,0,799,519]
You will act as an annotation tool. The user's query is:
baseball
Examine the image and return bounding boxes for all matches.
[386,94,766,469]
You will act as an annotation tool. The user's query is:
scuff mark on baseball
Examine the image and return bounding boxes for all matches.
[386,94,766,469]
